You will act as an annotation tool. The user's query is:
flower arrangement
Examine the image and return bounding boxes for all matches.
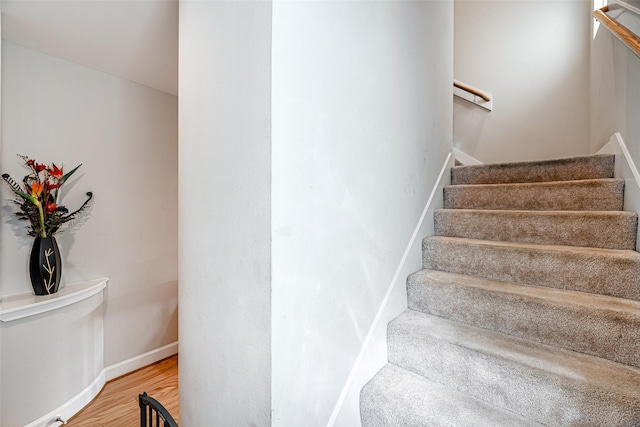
[2,155,93,238]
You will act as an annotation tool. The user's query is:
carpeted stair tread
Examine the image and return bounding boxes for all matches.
[388,310,640,426]
[451,154,614,185]
[361,153,640,425]
[422,236,640,300]
[360,363,542,427]
[434,209,638,250]
[443,178,624,211]
[407,269,640,367]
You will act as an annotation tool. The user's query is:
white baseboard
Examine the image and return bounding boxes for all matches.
[596,132,640,247]
[24,341,179,427]
[326,153,453,427]
[452,147,483,165]
[24,371,106,427]
[105,341,179,381]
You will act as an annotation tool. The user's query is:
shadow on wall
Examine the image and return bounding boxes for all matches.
[453,56,591,164]
[453,97,490,159]
[453,0,591,164]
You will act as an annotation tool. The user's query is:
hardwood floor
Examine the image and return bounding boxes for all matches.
[67,355,179,427]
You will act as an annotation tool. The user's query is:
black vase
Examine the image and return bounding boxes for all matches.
[29,237,62,295]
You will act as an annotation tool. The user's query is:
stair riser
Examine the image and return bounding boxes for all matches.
[451,154,615,185]
[444,179,624,211]
[407,272,640,367]
[434,209,638,250]
[423,237,640,300]
[388,319,640,426]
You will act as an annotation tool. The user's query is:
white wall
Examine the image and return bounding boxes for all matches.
[454,0,591,163]
[1,0,178,95]
[180,1,453,426]
[591,7,640,160]
[0,41,178,370]
[591,3,640,241]
[179,1,272,426]
[271,2,453,425]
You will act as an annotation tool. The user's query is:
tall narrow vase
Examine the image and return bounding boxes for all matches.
[29,237,62,295]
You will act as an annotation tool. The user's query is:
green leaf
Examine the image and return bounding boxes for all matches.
[60,164,82,184]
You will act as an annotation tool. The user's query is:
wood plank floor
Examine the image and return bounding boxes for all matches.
[67,355,179,427]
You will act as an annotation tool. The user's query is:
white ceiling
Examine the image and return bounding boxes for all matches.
[1,0,178,96]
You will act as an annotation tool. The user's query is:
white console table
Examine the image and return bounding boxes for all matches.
[0,278,108,427]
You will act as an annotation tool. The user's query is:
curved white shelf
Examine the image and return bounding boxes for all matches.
[0,278,108,322]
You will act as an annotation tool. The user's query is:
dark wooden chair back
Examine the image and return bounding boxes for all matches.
[139,392,179,427]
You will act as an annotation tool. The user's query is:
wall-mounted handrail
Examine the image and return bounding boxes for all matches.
[453,81,491,102]
[594,5,640,59]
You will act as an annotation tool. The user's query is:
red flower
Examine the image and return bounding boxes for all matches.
[46,202,57,214]
[48,163,63,179]
[26,158,46,172]
[46,181,61,191]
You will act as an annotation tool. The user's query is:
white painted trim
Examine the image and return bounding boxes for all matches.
[105,340,179,381]
[23,341,179,427]
[596,132,640,247]
[0,278,108,322]
[596,133,620,156]
[595,132,640,190]
[615,0,640,17]
[597,132,640,188]
[452,147,483,166]
[23,371,106,427]
[326,153,452,427]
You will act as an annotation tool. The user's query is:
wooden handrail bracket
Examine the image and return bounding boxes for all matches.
[453,80,493,111]
[594,5,640,59]
[453,81,491,102]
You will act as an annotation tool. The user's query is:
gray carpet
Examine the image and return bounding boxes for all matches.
[450,154,615,185]
[443,179,625,211]
[360,154,640,426]
[434,209,637,250]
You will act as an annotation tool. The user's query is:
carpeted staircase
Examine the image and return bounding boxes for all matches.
[360,154,640,426]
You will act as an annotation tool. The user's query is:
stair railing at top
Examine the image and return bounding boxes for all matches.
[453,80,493,111]
[454,81,490,102]
[594,4,640,58]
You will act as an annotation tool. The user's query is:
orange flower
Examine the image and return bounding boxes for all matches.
[5,154,91,238]
[29,181,44,197]
[48,163,63,179]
